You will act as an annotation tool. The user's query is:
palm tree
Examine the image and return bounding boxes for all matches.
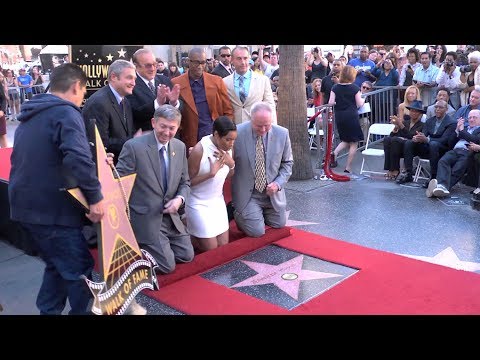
[276,45,313,180]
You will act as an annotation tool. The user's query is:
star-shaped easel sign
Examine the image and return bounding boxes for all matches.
[68,126,141,281]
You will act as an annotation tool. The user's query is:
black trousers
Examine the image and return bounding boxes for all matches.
[383,136,406,171]
[436,148,473,190]
[403,140,448,178]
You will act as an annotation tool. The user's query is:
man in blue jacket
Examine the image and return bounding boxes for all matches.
[8,63,105,315]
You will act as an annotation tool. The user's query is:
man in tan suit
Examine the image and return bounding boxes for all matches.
[223,46,276,125]
[172,48,233,149]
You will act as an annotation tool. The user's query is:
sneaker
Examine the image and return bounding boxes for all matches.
[426,178,437,198]
[433,184,450,197]
[124,299,147,315]
[396,172,413,184]
[421,178,431,189]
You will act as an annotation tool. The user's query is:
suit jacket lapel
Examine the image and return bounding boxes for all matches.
[146,133,165,192]
[204,75,217,113]
[137,76,155,101]
[226,74,242,106]
[107,87,128,133]
[246,125,256,173]
[178,75,197,115]
[265,129,274,166]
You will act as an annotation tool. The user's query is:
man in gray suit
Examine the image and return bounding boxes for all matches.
[115,105,194,274]
[231,101,293,237]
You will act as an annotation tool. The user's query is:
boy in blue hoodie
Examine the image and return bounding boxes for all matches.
[8,63,105,315]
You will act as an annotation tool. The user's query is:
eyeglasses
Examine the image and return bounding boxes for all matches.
[362,86,372,90]
[220,54,231,58]
[141,63,157,69]
[379,52,386,56]
[189,60,207,66]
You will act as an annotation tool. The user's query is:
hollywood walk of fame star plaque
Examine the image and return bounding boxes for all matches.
[68,126,159,315]
[202,245,358,310]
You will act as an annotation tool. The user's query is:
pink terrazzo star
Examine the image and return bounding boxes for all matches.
[231,255,342,300]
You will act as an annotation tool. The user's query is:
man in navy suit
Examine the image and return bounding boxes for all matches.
[212,46,234,78]
[127,48,181,133]
[82,59,138,164]
[426,109,480,197]
[396,99,456,184]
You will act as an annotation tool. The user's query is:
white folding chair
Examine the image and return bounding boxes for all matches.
[307,107,324,150]
[360,123,395,175]
[308,123,324,150]
[413,157,431,182]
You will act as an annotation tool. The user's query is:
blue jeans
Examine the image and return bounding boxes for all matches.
[20,223,94,315]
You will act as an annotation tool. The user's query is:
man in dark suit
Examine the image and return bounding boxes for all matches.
[126,48,181,133]
[211,46,234,78]
[82,59,138,164]
[115,104,193,274]
[232,101,293,237]
[397,99,456,184]
[171,47,234,149]
[426,109,480,197]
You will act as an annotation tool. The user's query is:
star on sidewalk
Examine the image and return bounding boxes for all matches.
[400,247,480,272]
[231,255,342,300]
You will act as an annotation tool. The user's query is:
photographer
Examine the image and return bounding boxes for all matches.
[436,51,462,110]
[459,51,480,107]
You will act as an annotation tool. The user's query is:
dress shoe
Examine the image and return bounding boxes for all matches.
[395,172,413,184]
[124,299,147,315]
[425,178,437,198]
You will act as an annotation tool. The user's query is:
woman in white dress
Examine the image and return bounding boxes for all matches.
[186,116,237,253]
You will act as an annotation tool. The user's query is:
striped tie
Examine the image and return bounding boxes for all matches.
[148,81,156,94]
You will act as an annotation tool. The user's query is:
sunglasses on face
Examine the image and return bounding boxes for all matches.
[362,86,372,90]
[220,54,231,58]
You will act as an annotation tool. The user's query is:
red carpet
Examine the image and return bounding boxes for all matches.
[146,228,480,315]
[0,147,12,181]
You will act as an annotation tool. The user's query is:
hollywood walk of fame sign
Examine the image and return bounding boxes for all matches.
[68,126,158,315]
[71,45,143,102]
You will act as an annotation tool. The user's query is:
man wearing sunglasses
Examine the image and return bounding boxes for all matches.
[212,46,234,78]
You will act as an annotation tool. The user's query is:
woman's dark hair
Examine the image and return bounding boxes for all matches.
[213,116,236,137]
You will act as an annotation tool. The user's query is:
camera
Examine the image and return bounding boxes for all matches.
[460,65,473,73]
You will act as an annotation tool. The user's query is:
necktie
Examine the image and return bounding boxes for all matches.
[254,135,267,193]
[119,99,126,125]
[159,146,168,192]
[239,76,246,103]
[148,81,156,94]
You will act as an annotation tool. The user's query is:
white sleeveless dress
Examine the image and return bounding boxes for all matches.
[186,135,231,238]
